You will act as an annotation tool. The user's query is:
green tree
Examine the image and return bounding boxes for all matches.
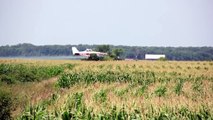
[112,48,124,60]
[96,45,110,53]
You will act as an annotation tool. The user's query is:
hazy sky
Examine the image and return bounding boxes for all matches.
[0,0,213,46]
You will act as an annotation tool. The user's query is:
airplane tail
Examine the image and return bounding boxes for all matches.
[72,47,79,55]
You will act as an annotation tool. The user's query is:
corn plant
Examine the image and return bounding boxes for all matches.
[154,85,167,97]
[174,78,184,95]
[93,89,107,103]
[192,79,203,93]
[19,104,49,120]
[136,85,147,96]
[114,88,129,97]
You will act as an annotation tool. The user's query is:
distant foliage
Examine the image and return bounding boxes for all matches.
[95,45,110,53]
[112,48,125,60]
[0,43,213,60]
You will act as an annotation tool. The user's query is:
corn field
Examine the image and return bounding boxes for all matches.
[0,60,213,119]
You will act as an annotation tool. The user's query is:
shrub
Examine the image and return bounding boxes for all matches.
[88,54,100,61]
[159,57,167,61]
[0,90,13,120]
[0,64,65,83]
[0,74,16,84]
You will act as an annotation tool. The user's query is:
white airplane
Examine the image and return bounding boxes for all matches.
[72,47,107,57]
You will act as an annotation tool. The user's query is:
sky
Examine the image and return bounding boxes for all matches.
[0,0,213,47]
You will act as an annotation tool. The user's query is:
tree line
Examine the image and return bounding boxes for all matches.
[0,43,213,61]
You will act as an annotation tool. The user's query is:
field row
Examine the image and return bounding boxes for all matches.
[20,86,213,120]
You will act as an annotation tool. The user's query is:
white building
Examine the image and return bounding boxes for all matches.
[145,54,166,60]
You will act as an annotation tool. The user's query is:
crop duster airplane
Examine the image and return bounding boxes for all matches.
[72,47,107,57]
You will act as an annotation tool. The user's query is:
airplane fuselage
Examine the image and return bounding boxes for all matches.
[74,51,107,57]
[72,47,107,57]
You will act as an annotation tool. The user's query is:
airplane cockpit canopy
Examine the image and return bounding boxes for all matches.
[85,49,93,52]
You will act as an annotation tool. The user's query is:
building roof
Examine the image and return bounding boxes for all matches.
[145,54,165,60]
